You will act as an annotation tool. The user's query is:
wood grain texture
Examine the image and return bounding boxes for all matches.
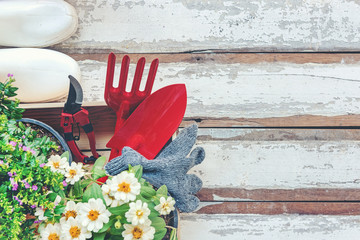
[179,214,360,240]
[195,202,360,215]
[193,139,360,190]
[21,55,360,120]
[57,1,360,53]
[197,188,360,202]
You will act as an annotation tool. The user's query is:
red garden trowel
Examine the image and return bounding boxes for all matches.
[107,84,187,160]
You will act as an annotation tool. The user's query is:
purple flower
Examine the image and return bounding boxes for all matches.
[22,146,29,151]
[12,182,18,191]
[13,196,22,205]
[9,141,16,147]
[7,172,13,177]
[24,182,30,189]
[34,220,41,224]
[0,160,3,165]
[30,149,36,155]
[32,185,38,191]
[31,205,37,209]
[22,135,25,139]
[7,73,13,77]
[62,180,68,187]
[9,177,14,184]
[40,163,45,168]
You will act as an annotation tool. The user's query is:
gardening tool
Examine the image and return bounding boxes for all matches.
[105,53,159,160]
[107,84,187,160]
[60,75,99,164]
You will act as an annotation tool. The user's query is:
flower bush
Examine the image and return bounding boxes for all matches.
[32,154,178,240]
[0,115,63,239]
[0,74,24,119]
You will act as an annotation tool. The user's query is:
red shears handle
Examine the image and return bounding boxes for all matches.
[60,108,99,164]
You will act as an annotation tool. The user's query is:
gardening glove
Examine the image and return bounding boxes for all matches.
[105,124,205,212]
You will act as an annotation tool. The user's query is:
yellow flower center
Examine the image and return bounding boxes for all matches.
[88,210,100,221]
[69,226,81,238]
[118,182,131,193]
[136,210,144,218]
[162,202,169,210]
[53,162,60,169]
[65,210,77,220]
[132,226,143,239]
[48,233,60,240]
[69,169,77,177]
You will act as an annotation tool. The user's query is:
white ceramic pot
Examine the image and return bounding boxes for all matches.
[0,0,78,47]
[0,48,81,103]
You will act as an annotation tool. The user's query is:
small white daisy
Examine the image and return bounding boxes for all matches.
[154,196,175,215]
[40,223,61,240]
[122,220,155,240]
[61,217,91,240]
[79,198,111,232]
[63,201,82,221]
[109,171,141,203]
[65,162,85,185]
[34,207,47,221]
[46,155,68,174]
[125,200,151,225]
[102,182,125,207]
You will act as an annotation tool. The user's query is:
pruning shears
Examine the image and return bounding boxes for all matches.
[60,75,99,164]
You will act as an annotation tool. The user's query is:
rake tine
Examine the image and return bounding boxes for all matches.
[131,57,145,93]
[105,52,116,104]
[119,55,130,93]
[144,58,159,95]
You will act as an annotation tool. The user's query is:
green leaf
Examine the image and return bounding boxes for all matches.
[108,204,130,216]
[17,121,25,130]
[82,183,105,204]
[91,156,107,179]
[47,192,58,202]
[73,181,82,198]
[132,165,143,180]
[170,228,178,240]
[61,151,70,162]
[150,217,166,230]
[153,228,167,240]
[140,185,156,200]
[98,218,116,233]
[81,179,92,189]
[92,232,107,240]
[54,206,65,215]
[156,185,168,196]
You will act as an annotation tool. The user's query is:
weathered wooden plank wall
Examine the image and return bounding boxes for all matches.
[20,0,360,239]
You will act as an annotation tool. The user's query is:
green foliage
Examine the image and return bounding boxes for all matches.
[0,114,63,240]
[0,74,25,120]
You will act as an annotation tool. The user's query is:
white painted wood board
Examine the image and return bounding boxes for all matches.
[77,59,360,118]
[60,0,360,52]
[179,213,360,240]
[191,139,360,190]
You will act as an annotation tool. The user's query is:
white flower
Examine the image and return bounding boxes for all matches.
[46,155,68,174]
[79,198,111,232]
[40,223,61,240]
[63,201,82,221]
[61,217,91,240]
[109,171,141,203]
[34,207,47,221]
[154,197,175,215]
[102,183,124,207]
[125,200,151,225]
[54,195,62,206]
[122,220,155,240]
[65,162,85,185]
